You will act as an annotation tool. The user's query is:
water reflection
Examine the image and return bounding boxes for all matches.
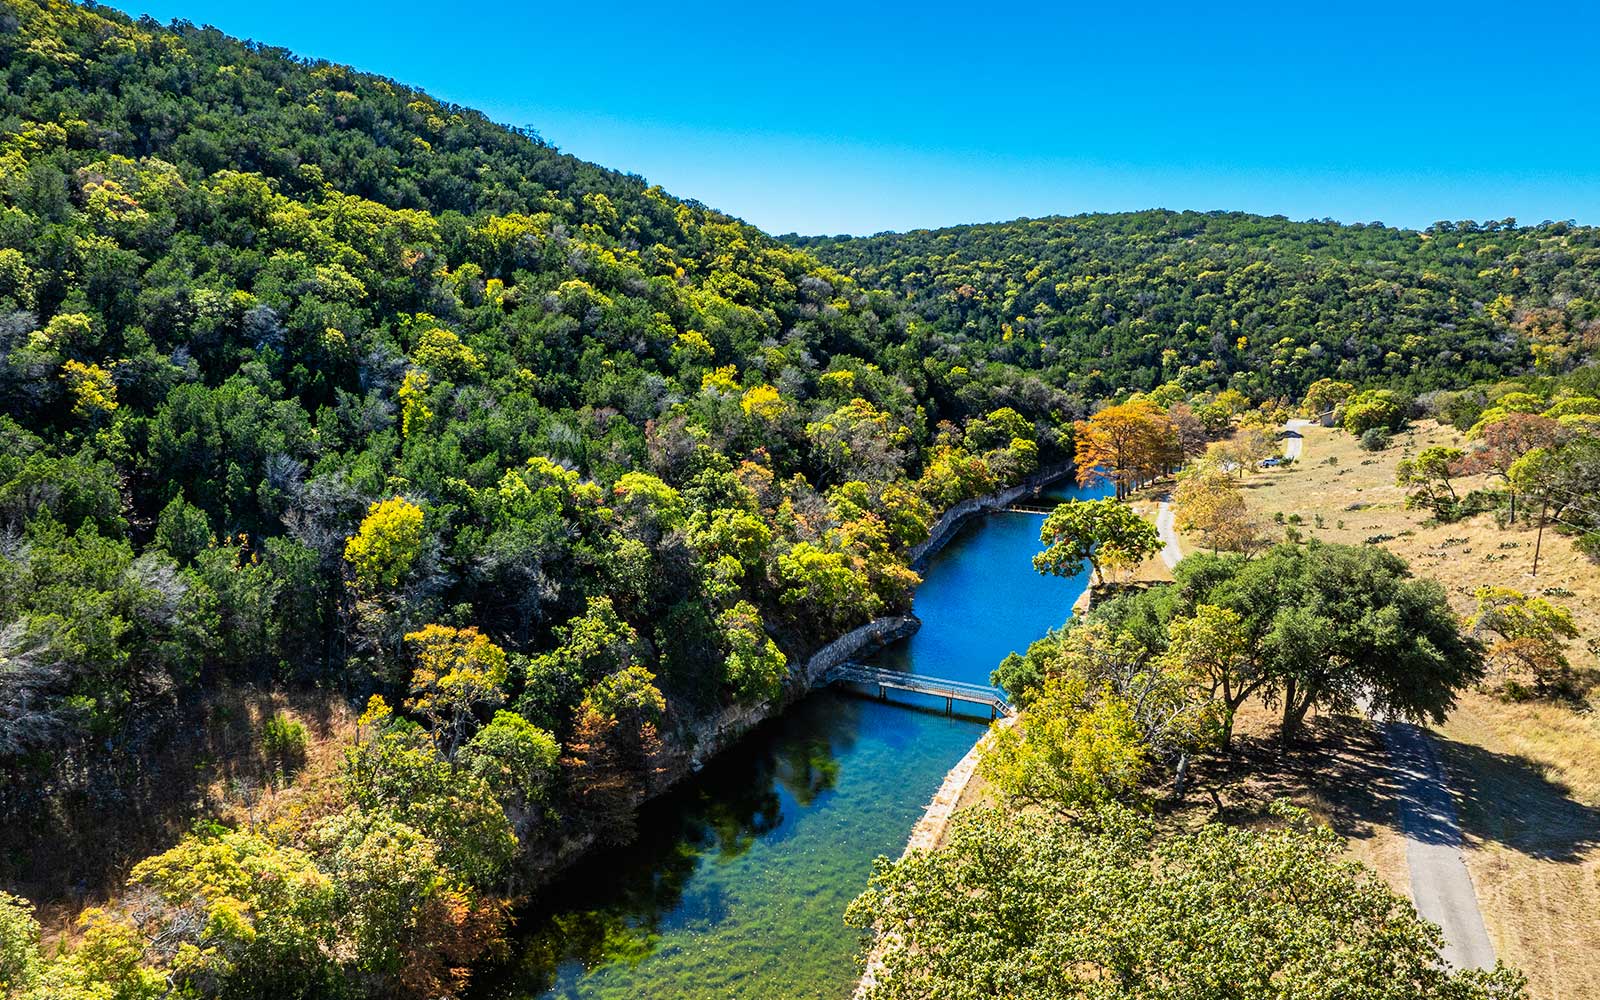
[480,694,981,1000]
[483,485,1107,1000]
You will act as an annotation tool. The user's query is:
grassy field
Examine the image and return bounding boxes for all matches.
[1219,420,1600,999]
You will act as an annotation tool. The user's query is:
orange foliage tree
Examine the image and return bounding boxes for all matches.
[1073,400,1181,499]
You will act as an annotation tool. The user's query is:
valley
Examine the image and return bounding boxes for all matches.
[0,3,1597,1000]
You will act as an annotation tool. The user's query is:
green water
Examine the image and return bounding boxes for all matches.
[481,487,1106,999]
[480,694,981,999]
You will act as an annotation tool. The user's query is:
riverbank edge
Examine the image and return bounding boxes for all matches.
[852,713,1018,998]
[852,464,1082,998]
[908,461,1074,572]
[525,462,1075,887]
[524,612,921,884]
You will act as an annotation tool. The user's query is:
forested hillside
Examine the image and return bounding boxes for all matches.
[792,211,1600,400]
[0,3,1072,993]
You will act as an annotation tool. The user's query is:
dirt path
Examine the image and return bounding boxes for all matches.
[1381,717,1497,971]
[1155,500,1182,569]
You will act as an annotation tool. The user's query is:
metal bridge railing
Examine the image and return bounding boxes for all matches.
[826,663,1015,718]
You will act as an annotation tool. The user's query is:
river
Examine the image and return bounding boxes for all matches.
[477,480,1109,1000]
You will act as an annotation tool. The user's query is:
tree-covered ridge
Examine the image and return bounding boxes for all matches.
[791,210,1600,400]
[0,3,1078,990]
[0,0,1067,754]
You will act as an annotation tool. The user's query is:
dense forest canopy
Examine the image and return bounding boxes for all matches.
[790,211,1600,400]
[0,0,1074,768]
[0,2,1081,993]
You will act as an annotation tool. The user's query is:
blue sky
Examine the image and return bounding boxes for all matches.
[104,0,1600,235]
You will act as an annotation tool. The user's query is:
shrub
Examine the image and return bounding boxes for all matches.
[261,713,308,775]
[1358,427,1391,451]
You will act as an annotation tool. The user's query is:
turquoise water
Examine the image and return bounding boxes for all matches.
[480,694,981,1000]
[480,482,1105,1000]
[876,478,1113,689]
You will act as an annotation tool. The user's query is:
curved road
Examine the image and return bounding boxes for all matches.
[1155,501,1182,569]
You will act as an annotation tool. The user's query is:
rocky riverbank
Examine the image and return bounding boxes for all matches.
[908,462,1073,570]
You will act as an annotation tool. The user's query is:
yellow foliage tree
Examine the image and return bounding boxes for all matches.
[1173,464,1260,553]
[397,369,432,437]
[740,383,788,423]
[1073,399,1180,500]
[344,497,426,591]
[60,359,117,423]
[404,624,509,756]
[412,327,483,380]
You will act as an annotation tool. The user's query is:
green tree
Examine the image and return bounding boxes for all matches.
[847,804,1526,1000]
[583,665,667,729]
[1342,389,1406,434]
[1397,444,1465,511]
[1163,603,1257,748]
[517,597,645,733]
[342,697,518,888]
[0,891,40,996]
[308,806,506,998]
[1197,544,1483,742]
[127,828,338,999]
[718,601,788,704]
[1468,586,1581,698]
[1034,499,1162,587]
[1301,377,1354,416]
[775,541,878,632]
[461,710,561,806]
[979,674,1148,812]
[154,493,212,563]
[28,909,165,1000]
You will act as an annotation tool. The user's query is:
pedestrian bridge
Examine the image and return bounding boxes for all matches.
[1003,501,1057,515]
[826,662,1015,718]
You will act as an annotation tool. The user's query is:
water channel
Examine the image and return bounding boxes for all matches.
[480,480,1110,1000]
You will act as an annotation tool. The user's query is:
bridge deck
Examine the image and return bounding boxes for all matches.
[1003,502,1056,515]
[827,663,1015,718]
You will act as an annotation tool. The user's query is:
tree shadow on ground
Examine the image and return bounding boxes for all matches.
[0,684,349,913]
[1160,710,1407,855]
[1160,707,1600,868]
[1431,733,1600,863]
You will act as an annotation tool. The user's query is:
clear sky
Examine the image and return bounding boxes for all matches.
[103,0,1600,235]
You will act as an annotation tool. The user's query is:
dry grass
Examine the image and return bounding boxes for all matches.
[1236,421,1600,664]
[18,685,355,944]
[1433,692,1600,999]
[1231,419,1600,999]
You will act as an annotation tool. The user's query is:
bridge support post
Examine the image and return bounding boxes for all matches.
[878,685,885,702]
[945,696,953,717]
